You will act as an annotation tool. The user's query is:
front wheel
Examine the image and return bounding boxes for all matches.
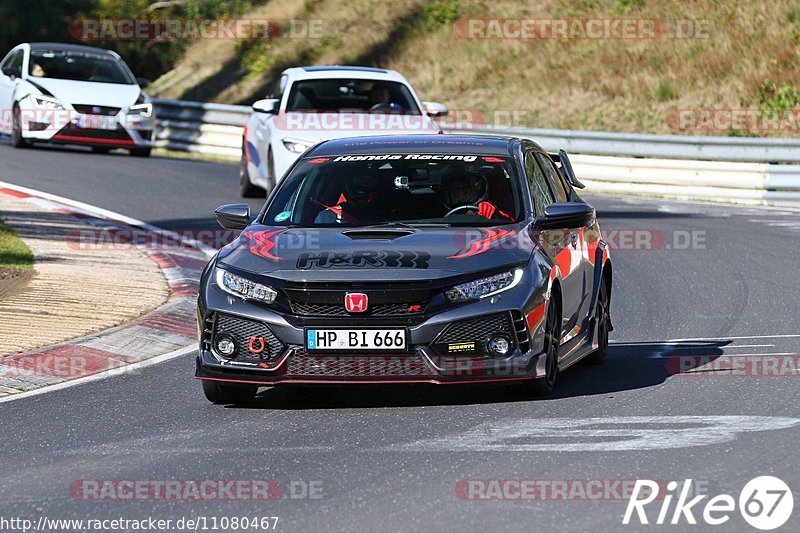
[129,147,151,157]
[239,145,263,198]
[11,104,31,148]
[532,300,560,394]
[516,299,560,397]
[201,380,258,405]
[585,277,610,365]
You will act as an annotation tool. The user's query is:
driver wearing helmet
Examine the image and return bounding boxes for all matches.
[368,83,400,112]
[315,174,382,224]
[441,168,514,221]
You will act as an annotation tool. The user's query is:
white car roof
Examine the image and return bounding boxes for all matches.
[281,66,410,84]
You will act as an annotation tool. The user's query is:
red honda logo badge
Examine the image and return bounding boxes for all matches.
[344,293,368,313]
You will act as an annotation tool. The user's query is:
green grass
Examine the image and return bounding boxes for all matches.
[0,219,33,271]
[655,81,679,102]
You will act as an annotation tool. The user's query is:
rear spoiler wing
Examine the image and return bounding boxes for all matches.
[549,149,585,189]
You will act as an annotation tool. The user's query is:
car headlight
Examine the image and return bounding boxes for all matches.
[282,137,313,154]
[128,103,153,118]
[215,268,277,304]
[445,269,524,302]
[31,95,64,110]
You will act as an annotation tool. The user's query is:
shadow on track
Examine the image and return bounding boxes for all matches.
[225,340,728,410]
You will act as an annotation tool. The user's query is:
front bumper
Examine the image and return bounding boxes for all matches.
[196,297,549,386]
[196,346,546,386]
[16,97,154,148]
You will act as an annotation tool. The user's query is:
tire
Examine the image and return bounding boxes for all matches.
[11,104,31,148]
[239,144,263,198]
[519,299,560,396]
[585,277,610,365]
[265,147,276,196]
[533,300,560,394]
[201,380,258,405]
[92,146,110,154]
[129,147,151,157]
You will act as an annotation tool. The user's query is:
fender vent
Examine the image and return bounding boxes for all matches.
[511,310,530,354]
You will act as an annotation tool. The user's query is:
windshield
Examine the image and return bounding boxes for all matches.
[28,50,136,84]
[285,79,421,114]
[262,154,524,227]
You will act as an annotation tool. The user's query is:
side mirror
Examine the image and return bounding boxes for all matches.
[136,77,150,88]
[2,67,16,78]
[422,101,448,117]
[215,203,251,230]
[252,98,279,114]
[535,202,595,230]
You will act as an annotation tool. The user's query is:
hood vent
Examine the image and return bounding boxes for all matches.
[341,229,414,240]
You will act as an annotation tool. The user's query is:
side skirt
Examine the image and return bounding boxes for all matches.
[556,328,596,371]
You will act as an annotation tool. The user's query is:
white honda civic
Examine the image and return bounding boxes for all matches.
[0,42,154,156]
[239,66,448,197]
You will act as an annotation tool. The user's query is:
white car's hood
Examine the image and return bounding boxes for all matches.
[26,78,141,108]
[272,112,441,144]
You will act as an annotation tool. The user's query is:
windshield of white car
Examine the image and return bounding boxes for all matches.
[28,50,136,85]
[285,79,421,114]
[262,155,524,228]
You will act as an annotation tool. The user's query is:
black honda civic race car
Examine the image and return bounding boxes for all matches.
[196,134,612,404]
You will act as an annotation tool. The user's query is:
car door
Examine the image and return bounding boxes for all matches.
[0,49,24,133]
[524,148,581,342]
[536,151,593,335]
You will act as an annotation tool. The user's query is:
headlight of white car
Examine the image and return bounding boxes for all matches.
[127,103,153,118]
[31,95,65,110]
[215,268,277,304]
[282,138,314,154]
[445,269,524,302]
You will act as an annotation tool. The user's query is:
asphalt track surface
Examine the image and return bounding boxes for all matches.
[1,141,799,532]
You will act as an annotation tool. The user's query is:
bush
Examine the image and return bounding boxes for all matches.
[421,0,461,31]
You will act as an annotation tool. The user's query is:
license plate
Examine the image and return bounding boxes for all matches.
[305,328,407,352]
[76,114,117,130]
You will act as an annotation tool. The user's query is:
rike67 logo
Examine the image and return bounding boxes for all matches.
[624,476,793,530]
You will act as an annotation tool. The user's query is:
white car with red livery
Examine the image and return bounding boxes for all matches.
[0,42,154,156]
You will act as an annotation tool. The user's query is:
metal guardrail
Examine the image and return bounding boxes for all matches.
[460,126,800,163]
[153,98,249,159]
[152,98,800,208]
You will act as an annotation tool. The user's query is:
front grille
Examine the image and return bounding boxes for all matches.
[286,353,435,377]
[290,301,426,317]
[437,312,514,344]
[54,126,132,141]
[211,312,284,360]
[72,104,121,116]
